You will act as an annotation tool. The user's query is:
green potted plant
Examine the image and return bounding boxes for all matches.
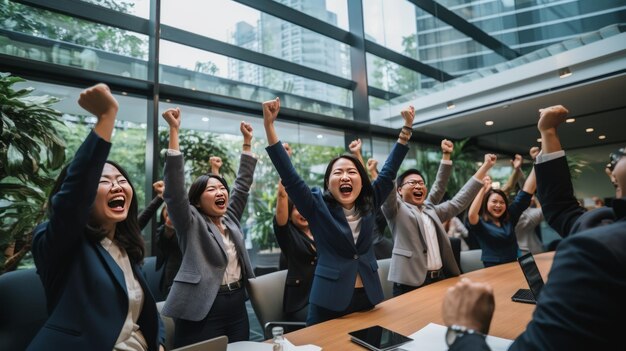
[0,72,66,273]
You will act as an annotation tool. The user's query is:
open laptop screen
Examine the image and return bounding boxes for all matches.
[518,253,544,299]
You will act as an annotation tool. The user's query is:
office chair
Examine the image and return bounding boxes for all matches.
[460,249,484,273]
[376,258,393,300]
[0,268,48,350]
[171,335,228,351]
[247,269,306,339]
[157,301,176,350]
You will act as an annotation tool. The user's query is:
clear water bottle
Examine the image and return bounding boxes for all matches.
[272,326,285,351]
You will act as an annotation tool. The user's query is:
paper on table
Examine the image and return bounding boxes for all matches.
[398,323,513,351]
[227,338,322,351]
[283,337,322,351]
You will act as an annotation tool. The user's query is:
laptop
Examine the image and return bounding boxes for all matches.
[173,335,228,351]
[349,325,413,351]
[511,253,545,304]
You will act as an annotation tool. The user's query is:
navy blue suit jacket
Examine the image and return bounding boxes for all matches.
[266,141,408,311]
[29,131,164,350]
[450,198,626,351]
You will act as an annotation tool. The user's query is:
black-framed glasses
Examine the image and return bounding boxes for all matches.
[400,179,425,188]
[607,147,625,171]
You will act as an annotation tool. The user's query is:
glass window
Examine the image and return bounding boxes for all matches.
[0,1,149,79]
[161,0,351,79]
[272,0,349,30]
[159,40,353,119]
[366,53,430,95]
[79,0,150,18]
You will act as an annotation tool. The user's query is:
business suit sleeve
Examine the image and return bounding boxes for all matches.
[266,141,317,220]
[535,156,585,236]
[163,153,194,249]
[434,176,482,223]
[507,191,532,225]
[427,161,453,205]
[32,131,111,286]
[137,195,164,230]
[381,181,400,220]
[273,217,291,254]
[449,333,491,351]
[509,223,626,350]
[227,153,257,221]
[372,142,409,207]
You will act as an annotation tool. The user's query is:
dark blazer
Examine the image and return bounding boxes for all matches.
[266,141,408,311]
[451,197,626,351]
[273,217,316,314]
[161,152,256,321]
[29,131,164,351]
[535,155,615,236]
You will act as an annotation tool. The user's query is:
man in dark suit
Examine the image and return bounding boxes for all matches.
[534,105,620,236]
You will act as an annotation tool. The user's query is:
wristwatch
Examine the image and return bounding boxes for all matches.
[445,324,486,346]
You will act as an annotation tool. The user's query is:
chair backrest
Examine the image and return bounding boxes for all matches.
[142,256,166,302]
[460,249,484,273]
[171,335,228,351]
[0,268,48,350]
[247,269,288,332]
[157,301,175,350]
[376,258,393,300]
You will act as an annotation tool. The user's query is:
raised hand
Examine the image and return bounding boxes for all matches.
[162,107,181,130]
[209,156,223,174]
[484,154,497,168]
[78,83,119,119]
[482,175,493,191]
[262,97,280,125]
[441,139,454,154]
[240,121,253,142]
[367,159,378,173]
[512,154,523,169]
[442,278,495,334]
[153,180,165,199]
[349,139,362,154]
[537,105,569,132]
[529,146,540,160]
[400,105,415,126]
[282,143,293,157]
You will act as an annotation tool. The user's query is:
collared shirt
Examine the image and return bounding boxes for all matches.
[343,206,364,288]
[220,225,242,285]
[100,238,148,351]
[409,203,443,271]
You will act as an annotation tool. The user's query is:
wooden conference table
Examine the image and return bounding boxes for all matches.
[283,252,555,350]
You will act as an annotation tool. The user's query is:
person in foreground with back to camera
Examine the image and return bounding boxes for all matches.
[263,97,413,325]
[348,138,394,259]
[534,105,620,237]
[29,83,165,350]
[273,142,317,322]
[160,107,257,347]
[384,138,497,296]
[441,109,626,351]
[466,152,537,267]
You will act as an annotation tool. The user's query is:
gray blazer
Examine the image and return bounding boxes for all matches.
[383,162,483,287]
[161,152,257,321]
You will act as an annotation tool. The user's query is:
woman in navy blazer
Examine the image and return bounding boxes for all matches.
[263,97,414,325]
[29,84,164,351]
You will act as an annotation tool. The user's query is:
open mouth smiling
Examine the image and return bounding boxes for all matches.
[340,184,353,194]
[107,196,125,210]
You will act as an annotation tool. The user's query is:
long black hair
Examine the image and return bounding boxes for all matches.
[322,154,374,214]
[47,160,145,264]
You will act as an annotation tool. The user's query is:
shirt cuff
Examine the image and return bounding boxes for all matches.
[535,150,565,164]
[441,159,452,165]
[167,149,181,156]
[242,150,255,157]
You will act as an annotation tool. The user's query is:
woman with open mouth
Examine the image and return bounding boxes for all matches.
[160,107,257,347]
[30,84,165,350]
[262,97,413,325]
[467,155,537,267]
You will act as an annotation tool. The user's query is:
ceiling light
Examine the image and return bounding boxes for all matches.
[598,135,606,140]
[446,101,456,110]
[565,118,575,123]
[558,67,572,78]
[317,134,323,139]
[121,91,128,96]
[585,128,594,133]
[202,117,209,122]
[537,138,542,143]
[165,99,171,103]
[485,121,494,126]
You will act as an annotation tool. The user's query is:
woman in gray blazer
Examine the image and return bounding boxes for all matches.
[161,107,257,347]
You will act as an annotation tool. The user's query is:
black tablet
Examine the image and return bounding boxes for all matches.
[348,325,413,351]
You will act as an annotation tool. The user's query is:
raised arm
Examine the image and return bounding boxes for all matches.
[502,154,524,194]
[349,138,366,168]
[367,159,379,181]
[468,176,492,225]
[538,105,569,154]
[137,180,165,230]
[427,139,455,205]
[275,143,293,226]
[209,156,223,176]
[227,122,257,222]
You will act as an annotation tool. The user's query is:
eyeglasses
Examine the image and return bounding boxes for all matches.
[607,147,625,171]
[99,178,128,189]
[400,179,425,188]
